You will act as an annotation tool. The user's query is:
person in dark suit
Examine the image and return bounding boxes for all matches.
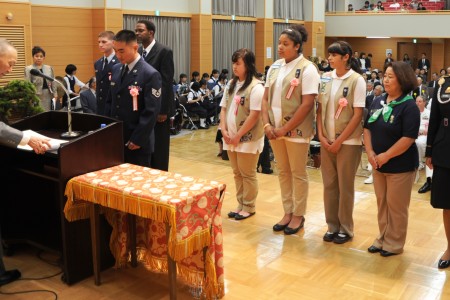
[80,77,97,114]
[418,53,431,78]
[135,20,174,171]
[105,30,161,167]
[412,77,427,100]
[426,75,450,269]
[384,53,394,68]
[94,31,119,116]
[428,72,439,89]
[0,38,51,286]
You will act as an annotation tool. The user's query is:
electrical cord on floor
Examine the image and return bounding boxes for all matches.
[0,249,62,300]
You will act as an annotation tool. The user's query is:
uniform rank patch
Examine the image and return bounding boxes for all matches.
[152,88,161,97]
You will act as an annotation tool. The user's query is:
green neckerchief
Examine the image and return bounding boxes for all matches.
[368,95,413,123]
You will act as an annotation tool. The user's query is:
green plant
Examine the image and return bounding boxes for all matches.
[0,79,43,123]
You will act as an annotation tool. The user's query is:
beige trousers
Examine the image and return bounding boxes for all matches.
[321,145,361,236]
[270,139,309,216]
[227,151,260,213]
[372,169,416,253]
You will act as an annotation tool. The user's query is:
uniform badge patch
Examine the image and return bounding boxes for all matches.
[152,88,161,97]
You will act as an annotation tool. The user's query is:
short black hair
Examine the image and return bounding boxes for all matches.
[65,64,77,75]
[191,71,200,78]
[137,20,156,34]
[114,30,137,43]
[199,79,207,86]
[384,61,418,95]
[32,46,45,57]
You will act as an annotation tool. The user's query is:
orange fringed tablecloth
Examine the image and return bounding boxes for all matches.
[63,163,225,299]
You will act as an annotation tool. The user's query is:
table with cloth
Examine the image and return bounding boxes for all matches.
[63,163,225,299]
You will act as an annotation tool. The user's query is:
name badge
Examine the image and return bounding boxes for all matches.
[343,87,349,97]
[111,82,116,86]
[240,97,245,105]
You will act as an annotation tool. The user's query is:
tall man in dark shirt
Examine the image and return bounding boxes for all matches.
[135,20,174,171]
[94,31,119,115]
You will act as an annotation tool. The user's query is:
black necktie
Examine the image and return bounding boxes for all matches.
[102,57,107,70]
[121,65,129,81]
[142,50,147,59]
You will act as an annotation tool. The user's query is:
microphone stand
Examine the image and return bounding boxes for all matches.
[54,78,82,138]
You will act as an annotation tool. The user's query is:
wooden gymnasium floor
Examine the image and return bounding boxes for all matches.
[1,127,449,300]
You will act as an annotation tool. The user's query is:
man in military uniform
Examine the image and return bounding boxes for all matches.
[94,31,119,115]
[105,30,161,166]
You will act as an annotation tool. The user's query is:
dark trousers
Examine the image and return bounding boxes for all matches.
[0,226,5,274]
[150,120,170,171]
[258,136,271,170]
[125,148,151,167]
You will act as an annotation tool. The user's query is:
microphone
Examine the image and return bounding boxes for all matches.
[29,68,55,82]
[30,68,82,138]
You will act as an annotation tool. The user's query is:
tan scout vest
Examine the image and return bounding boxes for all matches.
[267,57,316,139]
[319,71,363,140]
[224,78,264,143]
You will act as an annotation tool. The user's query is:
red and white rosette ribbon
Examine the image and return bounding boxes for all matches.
[130,87,139,111]
[286,78,299,100]
[334,98,348,119]
[234,95,241,115]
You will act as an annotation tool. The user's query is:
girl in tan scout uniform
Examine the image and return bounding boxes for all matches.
[316,41,365,244]
[261,25,320,235]
[220,48,264,220]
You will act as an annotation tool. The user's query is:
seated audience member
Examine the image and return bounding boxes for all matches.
[348,4,354,11]
[366,82,374,97]
[361,1,370,10]
[419,69,427,83]
[417,2,426,10]
[177,73,189,97]
[412,77,427,100]
[202,72,210,83]
[389,0,401,8]
[63,64,88,98]
[207,69,220,90]
[199,79,218,125]
[368,70,380,87]
[190,71,200,88]
[401,3,409,11]
[440,69,447,77]
[414,95,432,193]
[319,59,333,72]
[403,54,412,67]
[359,52,370,73]
[212,73,227,98]
[220,69,229,83]
[428,72,439,89]
[80,77,97,114]
[186,81,209,129]
[409,0,419,9]
[376,1,385,11]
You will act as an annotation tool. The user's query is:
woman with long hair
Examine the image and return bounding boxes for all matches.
[316,41,365,244]
[220,48,265,220]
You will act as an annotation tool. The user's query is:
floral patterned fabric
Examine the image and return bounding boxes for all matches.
[64,163,225,299]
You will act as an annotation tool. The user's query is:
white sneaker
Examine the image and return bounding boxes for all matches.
[364,175,373,184]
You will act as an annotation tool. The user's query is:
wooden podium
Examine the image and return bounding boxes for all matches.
[0,111,124,284]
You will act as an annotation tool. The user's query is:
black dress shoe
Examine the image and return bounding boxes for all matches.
[418,180,432,193]
[380,250,399,257]
[273,223,289,232]
[368,245,382,253]
[323,232,337,242]
[333,232,352,244]
[284,217,305,235]
[0,269,21,286]
[438,259,450,269]
[227,211,238,218]
[234,212,255,220]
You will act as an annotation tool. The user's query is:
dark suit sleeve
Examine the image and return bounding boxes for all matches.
[0,122,23,147]
[366,58,371,68]
[130,72,162,147]
[159,48,175,115]
[426,91,441,157]
[80,92,94,114]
